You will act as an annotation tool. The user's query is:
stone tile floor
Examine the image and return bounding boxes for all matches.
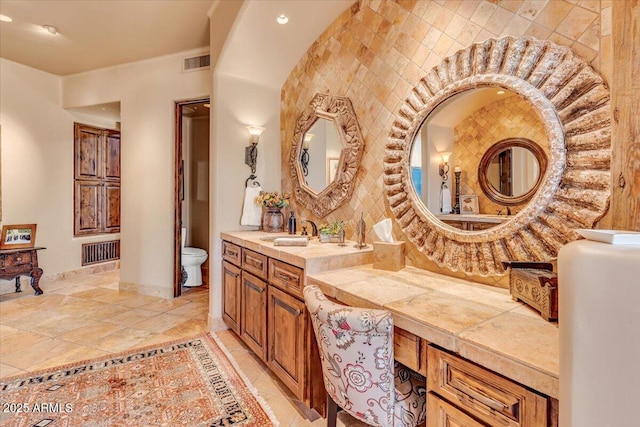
[0,270,366,427]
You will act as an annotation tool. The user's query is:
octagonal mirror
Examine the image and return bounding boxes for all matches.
[290,93,364,218]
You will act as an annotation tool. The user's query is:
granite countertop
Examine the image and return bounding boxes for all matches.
[307,265,559,399]
[220,230,373,273]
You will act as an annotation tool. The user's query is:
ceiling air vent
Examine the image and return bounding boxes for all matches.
[183,54,210,72]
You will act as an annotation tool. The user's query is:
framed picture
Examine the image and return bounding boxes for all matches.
[0,224,37,250]
[326,157,339,185]
[460,194,479,214]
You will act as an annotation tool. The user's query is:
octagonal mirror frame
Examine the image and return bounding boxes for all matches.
[384,36,611,276]
[290,93,364,218]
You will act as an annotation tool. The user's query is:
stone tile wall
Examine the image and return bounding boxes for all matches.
[281,0,608,286]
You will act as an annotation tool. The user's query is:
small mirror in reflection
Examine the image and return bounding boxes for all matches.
[485,146,540,197]
[300,117,342,194]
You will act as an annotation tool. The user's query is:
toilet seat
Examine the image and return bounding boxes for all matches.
[182,247,206,256]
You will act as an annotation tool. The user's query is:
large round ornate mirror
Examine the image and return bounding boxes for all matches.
[478,137,547,206]
[384,36,611,276]
[290,93,364,218]
[408,87,549,230]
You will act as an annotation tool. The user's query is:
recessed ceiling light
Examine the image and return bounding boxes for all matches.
[42,25,58,35]
[203,103,210,108]
[496,90,505,95]
[277,14,289,25]
[0,14,13,22]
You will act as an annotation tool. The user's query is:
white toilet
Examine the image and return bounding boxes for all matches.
[181,228,208,287]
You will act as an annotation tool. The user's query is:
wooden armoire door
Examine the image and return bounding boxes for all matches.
[104,131,121,181]
[75,124,102,180]
[73,123,120,236]
[74,181,102,235]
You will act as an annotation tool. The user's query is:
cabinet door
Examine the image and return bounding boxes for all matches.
[427,393,489,427]
[103,183,121,232]
[104,131,121,181]
[268,285,306,400]
[75,124,102,180]
[74,181,102,235]
[222,261,242,335]
[241,271,268,362]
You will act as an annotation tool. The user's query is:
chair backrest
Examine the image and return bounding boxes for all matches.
[303,285,395,427]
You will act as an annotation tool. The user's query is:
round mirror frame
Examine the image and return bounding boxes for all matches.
[384,36,611,276]
[290,93,364,218]
[478,137,547,206]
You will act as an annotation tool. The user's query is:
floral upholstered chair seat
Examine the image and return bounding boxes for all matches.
[303,285,426,427]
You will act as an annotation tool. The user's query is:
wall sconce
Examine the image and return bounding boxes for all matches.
[245,126,264,174]
[301,133,314,176]
[439,151,452,181]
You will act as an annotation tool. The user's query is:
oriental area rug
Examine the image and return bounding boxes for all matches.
[0,334,278,427]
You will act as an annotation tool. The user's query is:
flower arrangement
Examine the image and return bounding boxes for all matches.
[319,220,345,235]
[256,191,290,209]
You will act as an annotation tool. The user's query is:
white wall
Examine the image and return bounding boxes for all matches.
[0,58,119,283]
[209,73,281,319]
[62,49,211,297]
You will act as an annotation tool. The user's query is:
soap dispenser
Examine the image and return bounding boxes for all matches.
[288,211,297,235]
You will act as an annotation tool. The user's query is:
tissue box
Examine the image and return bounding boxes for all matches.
[373,241,405,271]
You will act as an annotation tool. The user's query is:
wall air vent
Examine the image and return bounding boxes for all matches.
[82,240,120,266]
[183,54,210,72]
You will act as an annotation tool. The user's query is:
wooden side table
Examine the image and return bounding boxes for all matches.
[0,247,46,295]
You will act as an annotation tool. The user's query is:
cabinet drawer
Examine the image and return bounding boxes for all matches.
[427,392,489,427]
[427,346,548,427]
[0,252,32,268]
[394,328,426,375]
[242,248,268,280]
[268,259,304,299]
[222,241,241,266]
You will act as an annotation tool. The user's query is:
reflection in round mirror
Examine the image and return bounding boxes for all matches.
[409,87,549,230]
[479,138,546,206]
[299,117,342,194]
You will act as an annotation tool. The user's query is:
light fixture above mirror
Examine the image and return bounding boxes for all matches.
[289,93,364,218]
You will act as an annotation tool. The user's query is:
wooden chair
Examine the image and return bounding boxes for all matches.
[303,285,426,427]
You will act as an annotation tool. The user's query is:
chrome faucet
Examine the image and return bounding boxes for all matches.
[301,220,318,237]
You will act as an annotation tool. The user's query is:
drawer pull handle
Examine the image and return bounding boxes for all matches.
[16,257,22,262]
[275,299,301,316]
[276,270,299,283]
[226,249,238,257]
[245,280,264,293]
[225,269,239,278]
[246,256,263,269]
[453,377,519,415]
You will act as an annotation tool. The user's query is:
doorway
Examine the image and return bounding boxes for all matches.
[174,98,210,297]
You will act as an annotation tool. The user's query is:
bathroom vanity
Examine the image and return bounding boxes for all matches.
[221,230,373,415]
[221,231,558,426]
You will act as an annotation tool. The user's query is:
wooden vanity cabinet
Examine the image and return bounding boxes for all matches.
[221,241,325,415]
[267,285,307,399]
[222,260,241,335]
[427,345,549,427]
[241,270,268,362]
[428,393,489,427]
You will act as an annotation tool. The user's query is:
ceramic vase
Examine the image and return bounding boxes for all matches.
[263,207,284,232]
